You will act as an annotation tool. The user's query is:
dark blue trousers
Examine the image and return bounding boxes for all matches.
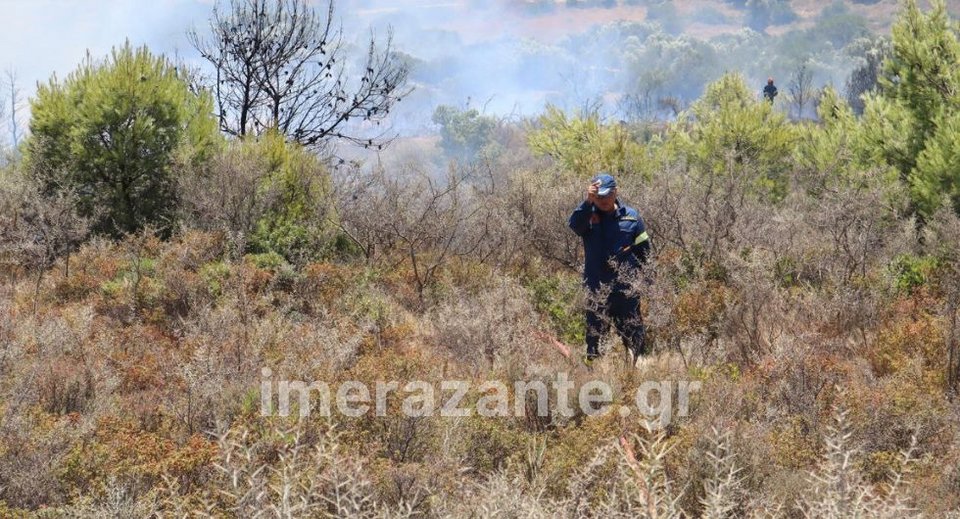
[585,288,646,359]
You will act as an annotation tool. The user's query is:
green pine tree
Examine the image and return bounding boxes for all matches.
[858,0,960,218]
[666,72,796,201]
[27,42,220,236]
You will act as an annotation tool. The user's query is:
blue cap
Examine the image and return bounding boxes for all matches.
[592,173,617,197]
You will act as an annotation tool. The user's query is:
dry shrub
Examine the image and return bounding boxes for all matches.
[173,300,271,432]
[56,477,160,518]
[619,160,773,366]
[798,408,921,518]
[435,470,550,517]
[618,155,914,376]
[0,178,91,313]
[432,426,696,518]
[177,141,278,242]
[566,430,686,517]
[0,126,957,516]
[158,421,416,518]
[869,310,945,377]
[335,163,496,306]
[538,412,623,498]
[673,281,728,339]
[320,268,415,354]
[0,298,14,371]
[0,419,76,510]
[87,231,169,324]
[300,261,355,306]
[36,356,95,416]
[498,167,584,271]
[429,274,541,374]
[151,230,230,320]
[762,337,847,430]
[843,360,953,457]
[155,266,206,322]
[623,159,769,279]
[57,416,216,508]
[262,308,370,381]
[160,230,227,272]
[1,305,100,421]
[923,209,960,395]
[56,237,124,302]
[342,349,439,465]
[450,415,530,476]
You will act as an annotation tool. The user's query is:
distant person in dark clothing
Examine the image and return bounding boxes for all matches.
[763,77,778,103]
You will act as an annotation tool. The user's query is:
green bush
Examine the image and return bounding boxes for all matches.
[524,272,586,346]
[198,260,231,297]
[888,254,938,294]
[665,72,797,201]
[26,42,219,237]
[244,131,337,264]
[527,105,643,177]
[812,2,870,48]
[432,105,501,163]
[245,251,287,271]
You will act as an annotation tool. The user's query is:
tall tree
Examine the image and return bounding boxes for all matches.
[188,0,410,152]
[5,69,24,149]
[844,35,891,115]
[881,0,960,179]
[432,105,500,164]
[787,61,814,120]
[667,72,797,200]
[26,42,220,236]
[858,0,960,218]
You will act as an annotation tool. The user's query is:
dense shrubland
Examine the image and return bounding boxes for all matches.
[1,0,960,517]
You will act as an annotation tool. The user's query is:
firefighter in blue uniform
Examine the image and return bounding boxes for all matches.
[763,77,778,103]
[568,173,652,367]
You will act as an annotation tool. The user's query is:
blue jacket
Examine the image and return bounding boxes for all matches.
[568,199,651,290]
[763,84,778,101]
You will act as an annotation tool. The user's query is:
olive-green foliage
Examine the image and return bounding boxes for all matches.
[198,260,231,298]
[859,0,960,218]
[796,87,902,210]
[527,104,642,177]
[797,87,857,177]
[665,72,796,200]
[914,106,960,215]
[26,42,220,237]
[524,272,586,346]
[245,251,287,271]
[813,2,870,48]
[621,30,721,107]
[888,253,939,295]
[774,3,869,67]
[432,105,500,163]
[245,131,336,264]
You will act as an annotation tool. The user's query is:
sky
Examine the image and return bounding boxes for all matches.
[0,0,214,93]
[0,0,646,94]
[0,0,508,95]
[0,0,628,136]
